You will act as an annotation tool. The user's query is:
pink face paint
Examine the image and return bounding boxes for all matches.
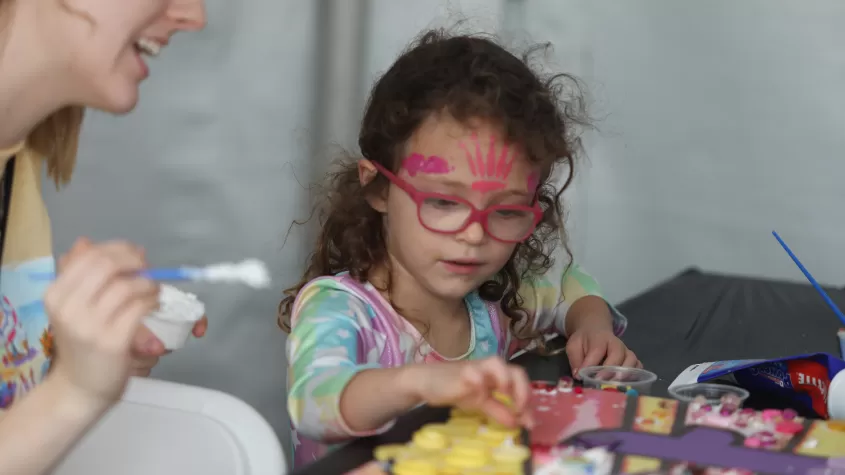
[527,172,540,192]
[472,181,506,192]
[459,132,515,193]
[401,153,452,176]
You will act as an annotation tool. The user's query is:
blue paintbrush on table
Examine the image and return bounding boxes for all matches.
[772,231,845,360]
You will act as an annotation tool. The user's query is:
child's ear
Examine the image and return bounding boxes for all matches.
[358,159,387,212]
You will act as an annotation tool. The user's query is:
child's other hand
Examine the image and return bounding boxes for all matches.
[566,323,641,378]
[406,357,534,429]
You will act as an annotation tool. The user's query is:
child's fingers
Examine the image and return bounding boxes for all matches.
[478,357,521,407]
[622,349,640,368]
[457,362,487,404]
[508,366,534,428]
[580,345,607,370]
[508,365,531,416]
[478,398,519,428]
[601,341,627,366]
[565,336,585,375]
[478,358,535,428]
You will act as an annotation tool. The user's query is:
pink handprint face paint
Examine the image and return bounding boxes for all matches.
[401,153,453,176]
[458,132,517,194]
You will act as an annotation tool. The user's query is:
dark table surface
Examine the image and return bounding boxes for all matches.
[619,268,843,396]
[290,269,845,474]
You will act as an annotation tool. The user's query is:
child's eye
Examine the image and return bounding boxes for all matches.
[426,198,461,209]
[494,209,529,218]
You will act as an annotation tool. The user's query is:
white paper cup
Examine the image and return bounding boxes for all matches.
[142,285,205,350]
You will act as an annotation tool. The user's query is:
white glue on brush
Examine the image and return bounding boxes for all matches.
[143,285,206,350]
[198,259,271,288]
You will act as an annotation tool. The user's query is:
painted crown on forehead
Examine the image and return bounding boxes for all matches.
[459,132,515,192]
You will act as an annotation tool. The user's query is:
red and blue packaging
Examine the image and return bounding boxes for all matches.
[670,352,845,419]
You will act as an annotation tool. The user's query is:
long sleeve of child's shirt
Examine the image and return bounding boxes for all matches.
[286,278,391,443]
[506,261,627,356]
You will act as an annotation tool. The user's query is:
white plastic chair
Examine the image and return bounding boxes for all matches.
[53,377,286,475]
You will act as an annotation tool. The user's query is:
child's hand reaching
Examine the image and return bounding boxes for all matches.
[566,322,641,378]
[406,357,534,429]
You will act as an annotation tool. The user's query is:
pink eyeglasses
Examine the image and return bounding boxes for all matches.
[370,161,542,243]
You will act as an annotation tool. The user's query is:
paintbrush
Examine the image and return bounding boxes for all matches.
[29,258,271,288]
[772,230,845,327]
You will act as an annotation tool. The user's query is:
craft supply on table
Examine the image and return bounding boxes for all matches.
[839,329,845,362]
[346,382,845,475]
[530,385,845,474]
[577,366,658,395]
[28,258,271,288]
[142,284,206,350]
[771,230,845,327]
[370,392,531,474]
[668,383,750,406]
[670,352,845,419]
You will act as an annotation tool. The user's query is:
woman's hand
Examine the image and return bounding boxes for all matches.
[404,357,534,428]
[44,238,160,409]
[128,317,208,377]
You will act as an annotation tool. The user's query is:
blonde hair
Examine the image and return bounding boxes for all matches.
[27,106,85,187]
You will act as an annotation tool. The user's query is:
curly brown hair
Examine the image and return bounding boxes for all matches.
[279,29,591,340]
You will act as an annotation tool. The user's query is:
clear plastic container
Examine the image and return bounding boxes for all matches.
[668,383,750,405]
[578,366,658,394]
[838,328,845,361]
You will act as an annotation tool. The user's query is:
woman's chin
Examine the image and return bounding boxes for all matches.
[104,89,140,115]
[90,83,141,115]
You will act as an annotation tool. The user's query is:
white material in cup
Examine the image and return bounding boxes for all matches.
[143,285,205,350]
[668,383,749,405]
[578,366,658,394]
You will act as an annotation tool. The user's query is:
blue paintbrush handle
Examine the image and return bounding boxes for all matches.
[144,268,199,281]
[29,268,199,282]
[772,230,845,327]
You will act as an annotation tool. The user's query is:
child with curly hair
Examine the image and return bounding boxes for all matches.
[279,30,640,467]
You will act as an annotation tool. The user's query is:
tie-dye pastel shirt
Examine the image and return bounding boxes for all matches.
[286,263,626,468]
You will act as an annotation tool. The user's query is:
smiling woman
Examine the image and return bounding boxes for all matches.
[0,1,206,474]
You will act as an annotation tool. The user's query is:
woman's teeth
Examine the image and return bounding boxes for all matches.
[135,38,161,57]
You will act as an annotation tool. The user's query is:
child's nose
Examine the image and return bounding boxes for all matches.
[456,221,486,244]
[169,0,207,31]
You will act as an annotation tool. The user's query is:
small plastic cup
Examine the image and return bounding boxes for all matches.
[838,328,845,361]
[578,366,658,394]
[142,285,206,350]
[668,383,750,406]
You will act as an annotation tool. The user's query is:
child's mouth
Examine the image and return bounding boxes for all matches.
[440,259,484,275]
